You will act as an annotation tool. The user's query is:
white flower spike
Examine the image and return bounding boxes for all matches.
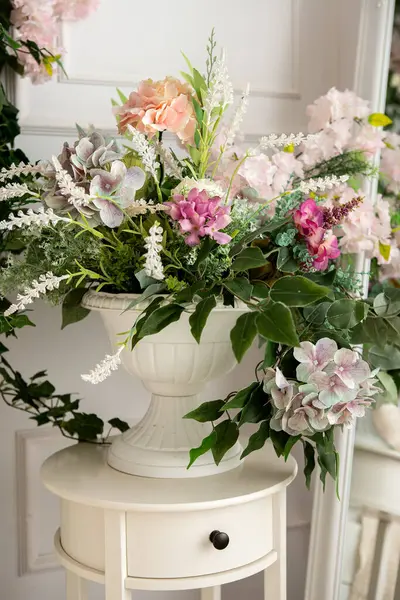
[4,272,69,316]
[81,347,124,384]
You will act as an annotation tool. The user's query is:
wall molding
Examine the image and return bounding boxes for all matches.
[15,428,71,575]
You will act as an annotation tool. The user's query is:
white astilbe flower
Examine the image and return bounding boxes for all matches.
[0,182,38,200]
[52,156,92,207]
[299,174,349,194]
[0,207,70,231]
[127,125,160,180]
[4,272,69,316]
[0,162,44,183]
[258,133,317,150]
[225,83,250,147]
[154,143,183,179]
[126,199,167,216]
[81,347,124,385]
[205,51,234,120]
[144,221,165,280]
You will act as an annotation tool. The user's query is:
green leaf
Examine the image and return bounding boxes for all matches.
[10,314,35,329]
[316,444,337,489]
[383,288,400,316]
[211,420,239,465]
[277,247,298,273]
[187,430,217,468]
[241,421,270,459]
[312,329,351,349]
[189,146,201,164]
[192,68,207,97]
[270,276,330,307]
[303,302,331,326]
[262,340,277,369]
[108,418,130,433]
[256,302,300,346]
[229,220,289,257]
[222,382,259,410]
[377,371,398,403]
[368,112,392,127]
[137,304,185,340]
[30,381,55,398]
[239,383,267,426]
[116,88,128,104]
[194,237,216,269]
[224,277,253,301]
[61,287,90,329]
[369,344,400,370]
[189,296,216,343]
[363,316,388,348]
[251,281,270,299]
[230,312,258,362]
[232,247,269,271]
[303,441,316,489]
[374,292,389,316]
[326,299,369,330]
[184,399,224,423]
[283,435,301,461]
[269,428,289,457]
[135,268,158,290]
[123,283,165,312]
[192,95,204,128]
[305,270,336,286]
[63,413,104,441]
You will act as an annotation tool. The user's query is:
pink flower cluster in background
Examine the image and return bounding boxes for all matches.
[294,198,340,270]
[115,78,196,144]
[264,339,379,436]
[10,0,99,83]
[166,188,232,246]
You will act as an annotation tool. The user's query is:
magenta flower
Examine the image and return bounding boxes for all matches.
[165,188,232,246]
[294,338,338,382]
[294,198,324,236]
[311,231,340,271]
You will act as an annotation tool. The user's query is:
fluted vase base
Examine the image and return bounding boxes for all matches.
[108,394,243,478]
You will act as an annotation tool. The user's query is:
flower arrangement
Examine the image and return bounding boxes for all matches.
[1,32,399,487]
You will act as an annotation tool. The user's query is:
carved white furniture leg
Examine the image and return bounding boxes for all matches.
[201,586,221,600]
[265,491,286,600]
[66,571,87,600]
[41,439,296,600]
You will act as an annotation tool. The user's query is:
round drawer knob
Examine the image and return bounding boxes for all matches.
[209,530,229,550]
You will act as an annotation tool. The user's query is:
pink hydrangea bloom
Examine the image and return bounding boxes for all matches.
[307,87,370,132]
[165,188,232,246]
[294,339,338,382]
[238,154,277,200]
[53,0,100,19]
[115,77,196,144]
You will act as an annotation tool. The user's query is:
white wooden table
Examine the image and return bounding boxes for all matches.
[41,440,297,600]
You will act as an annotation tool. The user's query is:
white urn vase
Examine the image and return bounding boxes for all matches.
[82,291,248,479]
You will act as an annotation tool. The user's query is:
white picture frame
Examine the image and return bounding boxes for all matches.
[305,2,396,599]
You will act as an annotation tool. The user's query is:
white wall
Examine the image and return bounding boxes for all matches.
[0,1,364,599]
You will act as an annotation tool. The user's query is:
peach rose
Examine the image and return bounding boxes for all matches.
[116,77,196,144]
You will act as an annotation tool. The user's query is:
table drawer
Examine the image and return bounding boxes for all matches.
[126,496,273,578]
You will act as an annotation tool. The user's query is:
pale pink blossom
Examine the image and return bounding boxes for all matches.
[325,348,370,389]
[115,77,196,144]
[308,371,359,408]
[349,124,385,155]
[307,88,369,132]
[238,154,277,200]
[53,0,100,19]
[294,339,338,382]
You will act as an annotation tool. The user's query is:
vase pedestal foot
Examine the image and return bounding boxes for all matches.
[107,393,244,479]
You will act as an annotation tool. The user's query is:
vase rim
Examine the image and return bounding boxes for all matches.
[82,289,248,313]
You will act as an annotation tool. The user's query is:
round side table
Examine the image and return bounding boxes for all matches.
[41,440,297,600]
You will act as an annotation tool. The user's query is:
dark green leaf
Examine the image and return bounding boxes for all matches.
[270,276,330,307]
[251,281,270,299]
[30,381,55,398]
[189,296,216,343]
[135,268,159,289]
[305,270,336,286]
[316,444,337,489]
[303,302,331,326]
[211,420,239,465]
[184,400,224,422]
[30,370,47,381]
[363,317,389,348]
[283,435,301,460]
[10,314,35,329]
[303,441,316,489]
[277,247,298,273]
[232,247,269,271]
[241,421,270,458]
[194,236,216,269]
[230,312,258,362]
[270,428,290,457]
[187,430,217,468]
[108,418,130,432]
[384,288,400,316]
[137,304,185,340]
[326,299,369,330]
[256,302,300,346]
[175,280,207,303]
[222,382,259,410]
[62,287,90,329]
[224,277,253,301]
[63,413,104,441]
[312,329,351,349]
[262,340,278,369]
[239,383,268,425]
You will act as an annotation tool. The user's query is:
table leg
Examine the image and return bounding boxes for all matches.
[264,491,286,600]
[66,571,87,600]
[104,510,131,600]
[201,586,222,600]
